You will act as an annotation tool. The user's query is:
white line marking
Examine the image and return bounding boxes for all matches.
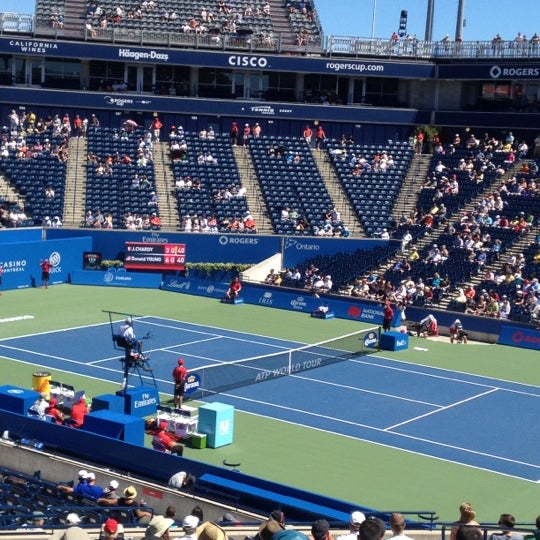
[383,388,498,431]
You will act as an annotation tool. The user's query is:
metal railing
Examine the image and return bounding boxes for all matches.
[2,12,540,61]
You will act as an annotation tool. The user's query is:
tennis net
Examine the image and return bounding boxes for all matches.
[187,325,380,399]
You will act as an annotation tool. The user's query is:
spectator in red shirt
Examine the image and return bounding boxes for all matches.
[315,125,326,149]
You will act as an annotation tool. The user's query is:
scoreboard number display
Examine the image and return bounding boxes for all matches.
[124,242,186,271]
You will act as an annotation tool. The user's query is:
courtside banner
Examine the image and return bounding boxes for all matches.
[71,269,162,288]
[162,276,402,326]
[47,229,279,264]
[498,325,540,351]
[0,228,42,244]
[1,237,91,290]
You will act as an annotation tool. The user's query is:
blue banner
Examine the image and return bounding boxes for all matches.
[0,228,42,244]
[439,63,540,80]
[0,38,434,78]
[70,269,162,288]
[1,237,91,290]
[47,229,281,264]
[498,325,540,351]
[283,237,396,268]
[0,87,428,126]
[162,276,402,326]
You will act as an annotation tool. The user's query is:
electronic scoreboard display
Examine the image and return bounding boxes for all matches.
[124,242,186,271]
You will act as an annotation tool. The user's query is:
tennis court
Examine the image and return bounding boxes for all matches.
[1,314,539,482]
[1,285,539,522]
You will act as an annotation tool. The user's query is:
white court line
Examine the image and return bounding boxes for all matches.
[140,318,295,351]
[383,387,499,431]
[362,352,540,393]
[299,375,443,407]
[218,390,540,478]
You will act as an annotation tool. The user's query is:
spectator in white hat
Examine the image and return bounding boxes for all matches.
[49,512,91,540]
[97,479,121,506]
[180,515,200,540]
[336,511,366,540]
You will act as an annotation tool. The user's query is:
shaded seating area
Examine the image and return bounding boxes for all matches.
[327,140,413,237]
[172,132,250,232]
[250,136,340,235]
[0,134,67,226]
[0,467,150,529]
[85,127,157,229]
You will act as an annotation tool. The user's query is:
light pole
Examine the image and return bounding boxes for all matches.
[370,0,377,39]
[455,0,465,41]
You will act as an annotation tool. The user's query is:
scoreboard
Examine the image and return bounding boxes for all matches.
[124,242,186,271]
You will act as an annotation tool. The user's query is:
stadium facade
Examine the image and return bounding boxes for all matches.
[0,11,539,142]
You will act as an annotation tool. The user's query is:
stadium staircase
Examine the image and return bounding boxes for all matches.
[0,174,21,209]
[63,136,87,227]
[35,0,86,38]
[393,154,432,219]
[233,146,273,234]
[266,0,296,49]
[153,141,180,230]
[311,147,363,236]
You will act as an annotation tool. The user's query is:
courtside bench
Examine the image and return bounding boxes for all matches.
[197,473,350,522]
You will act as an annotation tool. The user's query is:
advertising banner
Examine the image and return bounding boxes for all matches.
[498,325,540,351]
[70,269,162,288]
[0,37,434,78]
[162,276,402,326]
[47,229,280,264]
[1,237,91,290]
[0,228,42,244]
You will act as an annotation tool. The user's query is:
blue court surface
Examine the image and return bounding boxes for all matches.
[1,316,539,482]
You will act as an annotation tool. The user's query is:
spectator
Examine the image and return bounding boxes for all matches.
[359,517,386,540]
[191,506,204,523]
[388,513,414,540]
[97,480,121,506]
[196,522,228,540]
[116,486,152,524]
[99,518,124,540]
[489,515,524,540]
[336,512,365,540]
[457,526,483,540]
[182,515,200,540]
[450,503,479,540]
[312,519,332,540]
[143,514,175,539]
[49,513,91,540]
